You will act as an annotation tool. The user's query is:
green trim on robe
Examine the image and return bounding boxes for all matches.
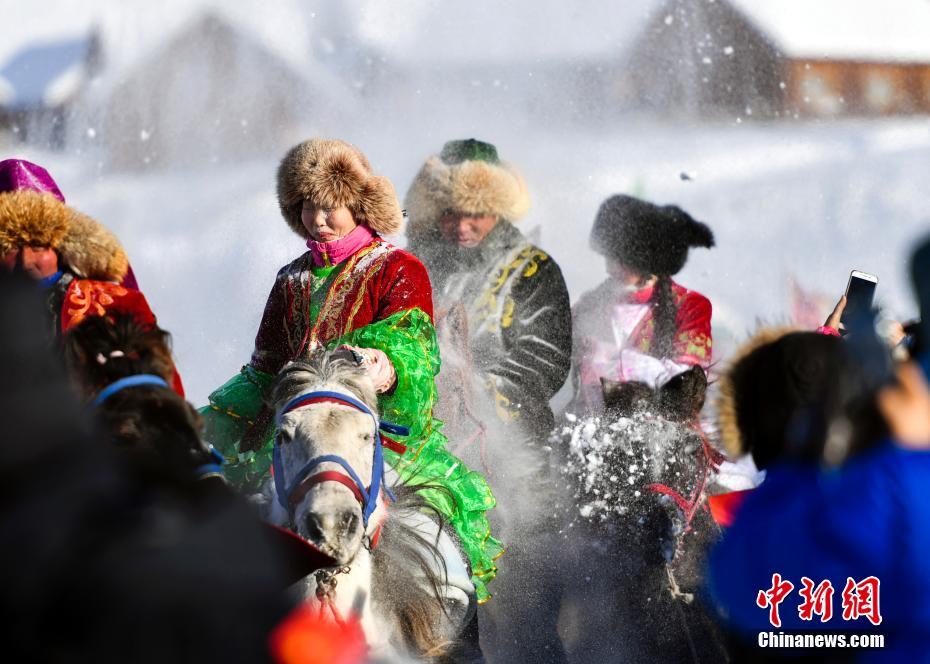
[200,307,502,602]
[201,364,275,488]
[309,262,342,325]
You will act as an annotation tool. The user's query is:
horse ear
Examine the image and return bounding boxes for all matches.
[329,346,362,366]
[601,377,655,414]
[600,377,624,402]
[658,366,707,422]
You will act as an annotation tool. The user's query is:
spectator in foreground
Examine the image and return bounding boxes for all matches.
[706,323,930,662]
[0,271,314,663]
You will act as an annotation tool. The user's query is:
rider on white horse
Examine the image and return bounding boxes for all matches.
[201,138,503,605]
[268,357,480,658]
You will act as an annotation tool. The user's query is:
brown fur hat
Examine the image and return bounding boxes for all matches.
[277,138,404,238]
[0,190,71,256]
[60,209,129,281]
[0,189,128,281]
[404,139,530,239]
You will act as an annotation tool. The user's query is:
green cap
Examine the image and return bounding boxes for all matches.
[440,138,500,165]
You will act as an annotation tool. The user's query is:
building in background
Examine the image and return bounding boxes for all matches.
[0,30,100,147]
[621,0,930,118]
[0,1,353,171]
[90,11,354,171]
[4,0,930,166]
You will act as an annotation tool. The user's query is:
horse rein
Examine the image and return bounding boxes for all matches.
[646,424,724,532]
[271,389,408,530]
[90,374,226,479]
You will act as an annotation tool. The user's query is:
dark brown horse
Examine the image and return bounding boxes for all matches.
[62,313,218,486]
[62,312,327,588]
[556,366,727,663]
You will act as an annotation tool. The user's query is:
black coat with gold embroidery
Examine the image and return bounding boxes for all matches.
[413,221,572,435]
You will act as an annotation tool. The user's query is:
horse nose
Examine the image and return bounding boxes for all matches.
[339,510,360,539]
[303,509,362,551]
[304,512,326,544]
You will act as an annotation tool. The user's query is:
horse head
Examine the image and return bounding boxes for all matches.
[63,313,220,486]
[270,352,480,659]
[269,352,388,565]
[62,312,176,396]
[600,365,708,422]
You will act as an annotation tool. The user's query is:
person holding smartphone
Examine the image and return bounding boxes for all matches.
[820,271,909,355]
[819,270,878,334]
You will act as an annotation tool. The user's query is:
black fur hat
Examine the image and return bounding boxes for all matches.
[590,194,714,276]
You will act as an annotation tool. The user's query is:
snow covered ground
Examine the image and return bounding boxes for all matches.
[4,116,929,403]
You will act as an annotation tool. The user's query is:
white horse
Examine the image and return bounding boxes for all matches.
[265,353,479,662]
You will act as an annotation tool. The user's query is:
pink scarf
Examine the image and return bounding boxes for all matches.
[306,225,376,267]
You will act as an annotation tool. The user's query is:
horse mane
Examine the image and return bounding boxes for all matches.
[272,351,453,659]
[270,352,377,414]
[374,482,453,660]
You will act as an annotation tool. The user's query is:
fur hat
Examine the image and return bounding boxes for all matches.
[716,328,847,469]
[404,138,530,239]
[0,159,65,201]
[0,189,128,281]
[590,195,714,276]
[60,208,129,281]
[276,138,404,238]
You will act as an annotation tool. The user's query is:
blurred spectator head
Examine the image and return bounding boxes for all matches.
[718,329,854,469]
[0,270,299,663]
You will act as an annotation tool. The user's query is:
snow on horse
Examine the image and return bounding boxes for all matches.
[554,366,728,663]
[266,353,477,662]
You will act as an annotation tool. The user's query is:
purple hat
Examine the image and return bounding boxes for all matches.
[0,159,65,202]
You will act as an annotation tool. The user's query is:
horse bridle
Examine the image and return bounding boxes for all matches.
[91,374,226,479]
[91,374,169,407]
[271,390,408,529]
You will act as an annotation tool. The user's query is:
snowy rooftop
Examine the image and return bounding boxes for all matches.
[0,0,314,88]
[7,0,930,80]
[729,0,930,63]
[0,35,94,109]
[357,0,930,66]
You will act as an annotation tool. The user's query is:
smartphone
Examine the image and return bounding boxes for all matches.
[840,270,878,329]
